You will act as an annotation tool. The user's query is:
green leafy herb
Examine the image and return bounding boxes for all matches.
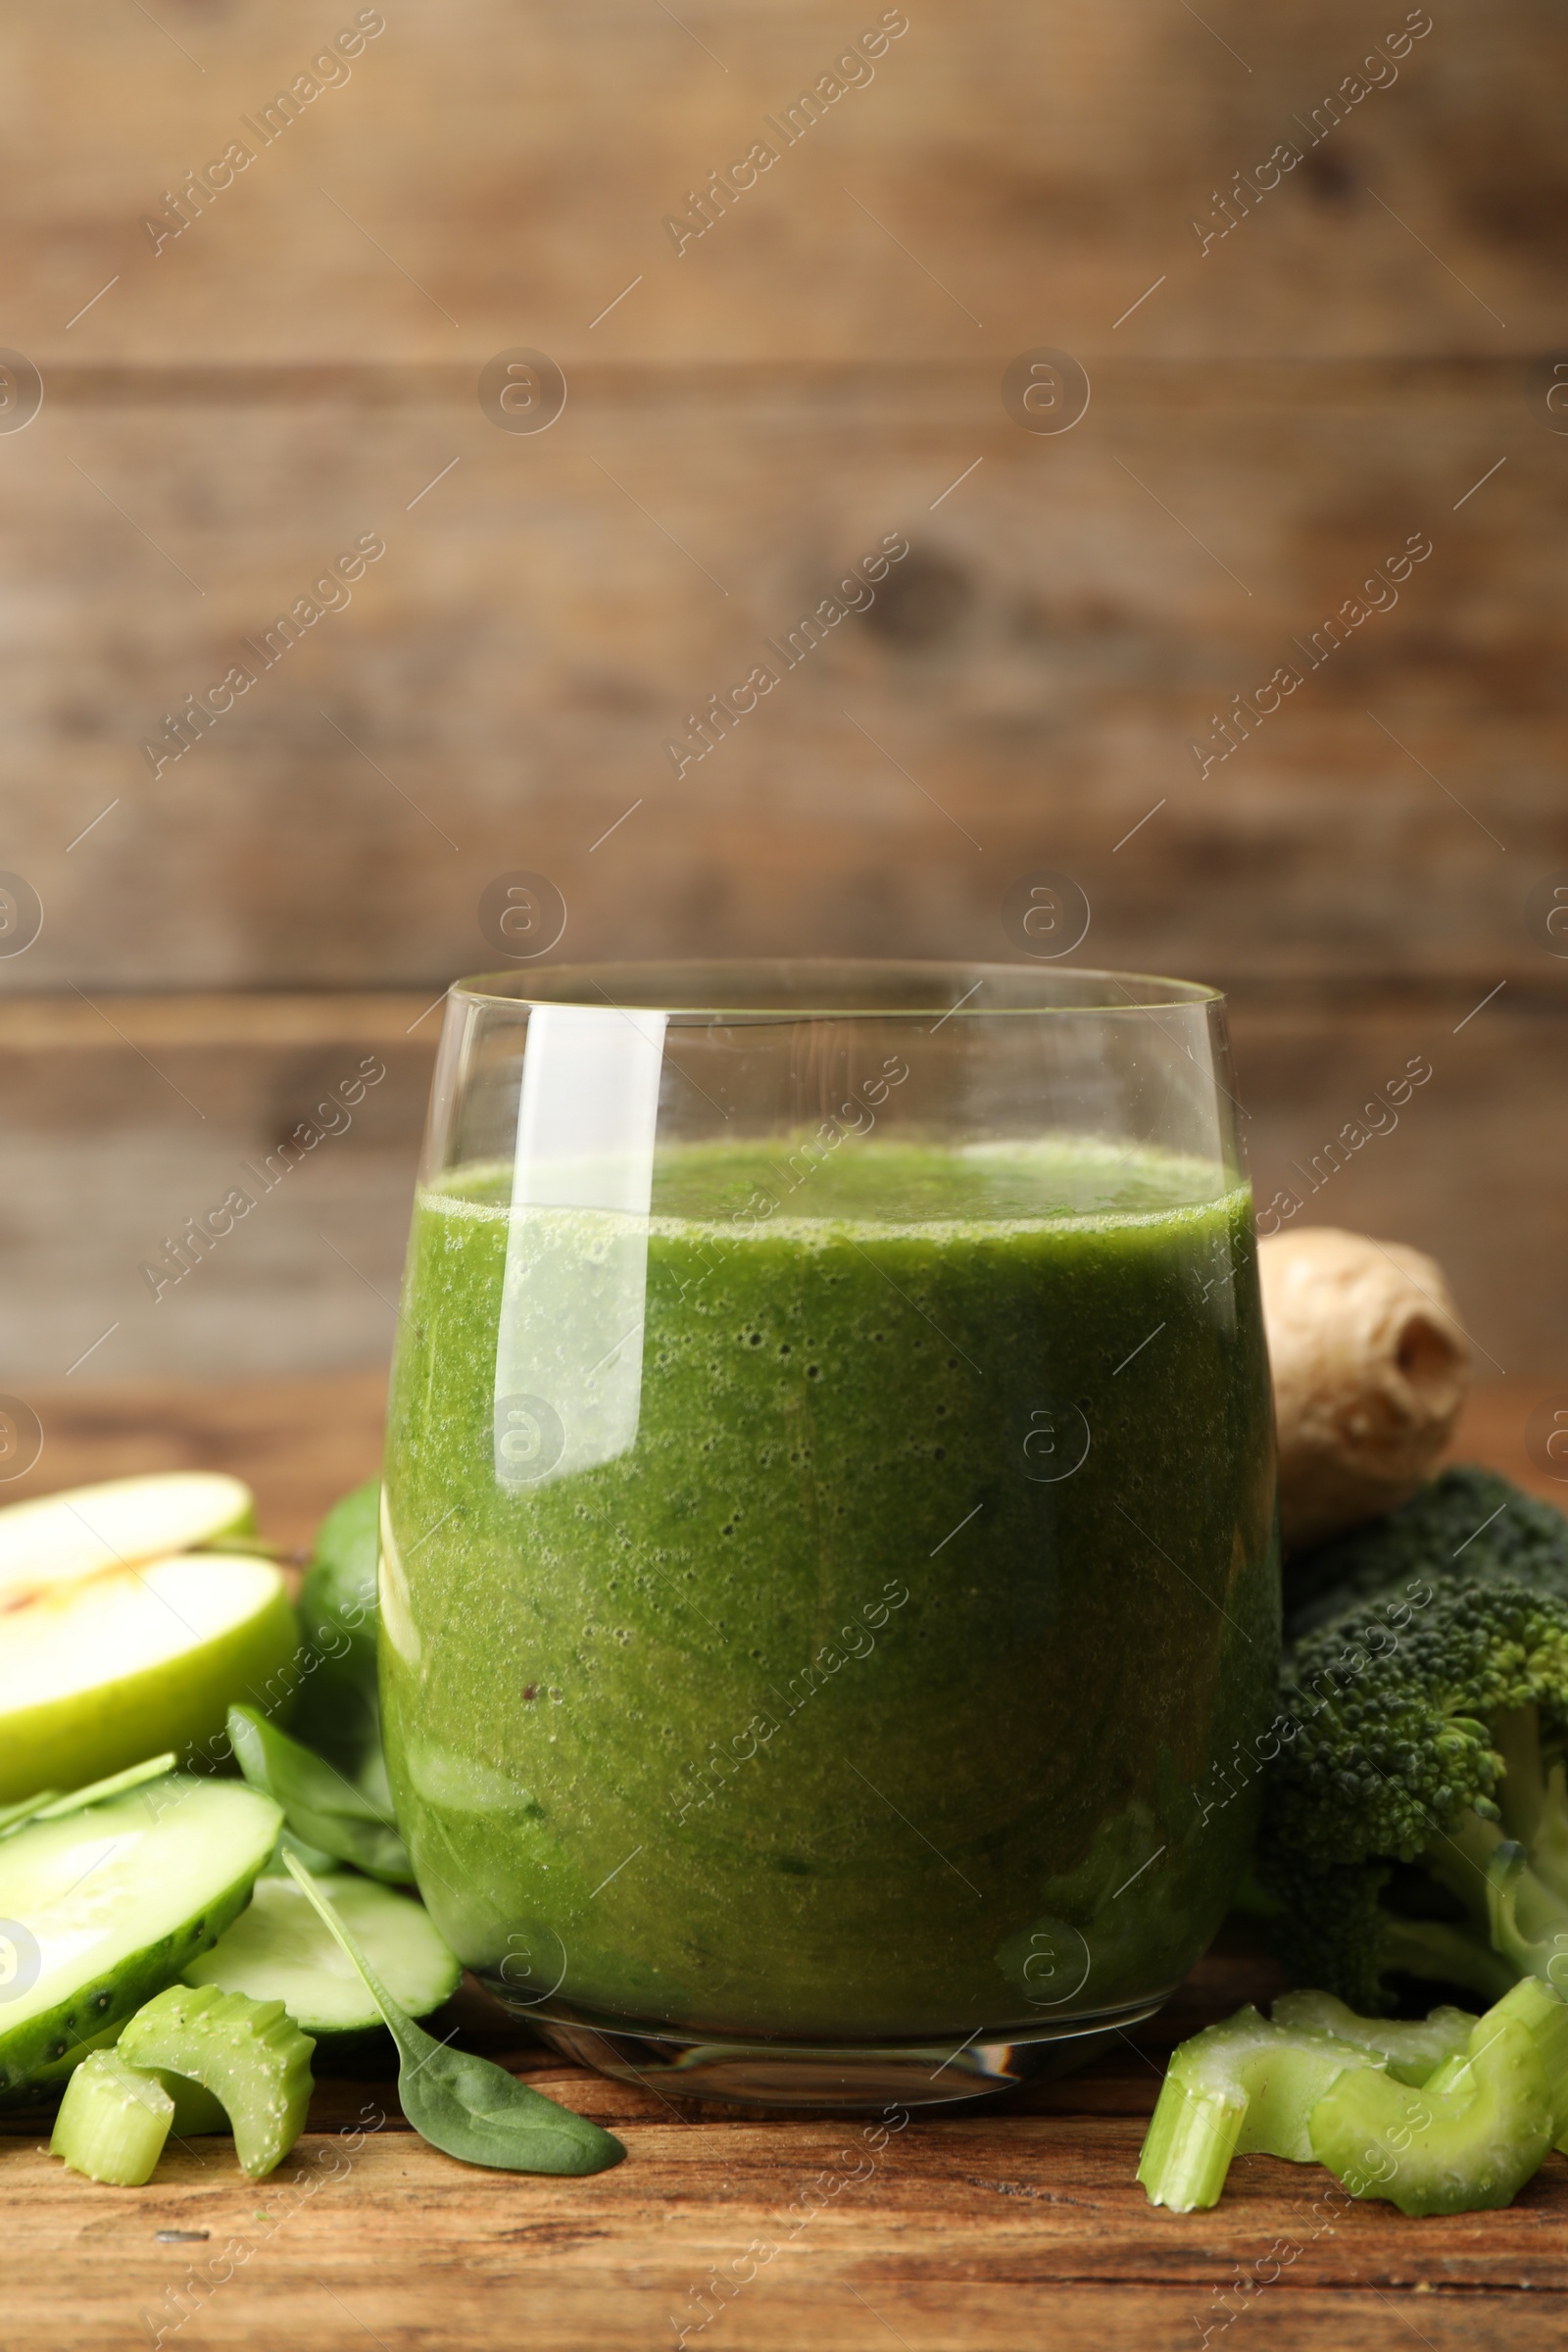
[282,1854,624,2178]
[0,1752,177,1843]
[0,1791,56,1838]
[259,1826,342,1881]
[228,1707,415,1884]
[292,1479,384,1790]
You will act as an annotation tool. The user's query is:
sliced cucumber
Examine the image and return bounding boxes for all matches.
[120,1983,315,2180]
[0,1472,254,1608]
[0,1774,280,2104]
[184,1874,461,2041]
[51,2049,173,2184]
[0,1552,298,1804]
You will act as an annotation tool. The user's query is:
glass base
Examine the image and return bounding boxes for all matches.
[516,1990,1176,2112]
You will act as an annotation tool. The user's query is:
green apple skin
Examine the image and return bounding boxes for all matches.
[0,1575,301,1805]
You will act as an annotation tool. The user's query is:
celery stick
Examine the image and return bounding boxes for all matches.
[1271,1990,1477,2087]
[1309,2002,1554,2216]
[51,2050,173,2185]
[120,1984,315,2180]
[1139,2006,1381,2211]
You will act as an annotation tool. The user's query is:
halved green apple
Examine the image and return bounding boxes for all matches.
[0,1553,298,1803]
[0,1471,255,1609]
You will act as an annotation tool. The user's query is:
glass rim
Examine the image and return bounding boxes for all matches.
[448,959,1224,1019]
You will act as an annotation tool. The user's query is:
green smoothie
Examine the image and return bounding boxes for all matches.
[381,1138,1279,2042]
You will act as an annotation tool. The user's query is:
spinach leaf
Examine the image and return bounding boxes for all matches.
[259,1825,341,1881]
[0,1752,177,1841]
[282,1854,624,2177]
[293,1477,384,1788]
[228,1706,415,1884]
[0,1790,56,1838]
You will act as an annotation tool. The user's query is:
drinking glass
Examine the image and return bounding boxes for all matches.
[380,961,1279,2110]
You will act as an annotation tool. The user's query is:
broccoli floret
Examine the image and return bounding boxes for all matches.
[1260,1567,1568,2013]
[1285,1466,1568,1641]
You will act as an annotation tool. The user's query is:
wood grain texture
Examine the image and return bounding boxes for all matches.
[0,369,1561,996]
[2,987,1565,1379]
[0,0,1561,1005]
[0,1,1564,1368]
[7,0,1564,361]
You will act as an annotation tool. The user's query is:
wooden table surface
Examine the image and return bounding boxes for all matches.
[3,1377,1565,2350]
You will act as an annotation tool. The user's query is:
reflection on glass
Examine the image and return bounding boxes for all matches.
[493,1004,666,1489]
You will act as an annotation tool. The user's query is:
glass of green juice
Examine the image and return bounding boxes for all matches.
[381,960,1280,2110]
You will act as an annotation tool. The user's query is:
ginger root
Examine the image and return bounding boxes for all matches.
[1258,1227,1470,1550]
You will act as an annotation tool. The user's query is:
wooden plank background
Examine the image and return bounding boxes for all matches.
[0,0,1564,1381]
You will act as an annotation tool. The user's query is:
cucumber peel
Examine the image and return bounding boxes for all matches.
[184,1873,461,2042]
[51,2049,173,2185]
[0,1772,280,2104]
[283,1854,624,2176]
[120,1983,315,2180]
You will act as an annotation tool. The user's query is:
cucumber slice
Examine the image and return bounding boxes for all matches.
[120,1984,315,2180]
[0,1774,280,2104]
[51,2049,173,2184]
[184,1874,461,2040]
[0,1472,254,1607]
[0,1553,298,1804]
